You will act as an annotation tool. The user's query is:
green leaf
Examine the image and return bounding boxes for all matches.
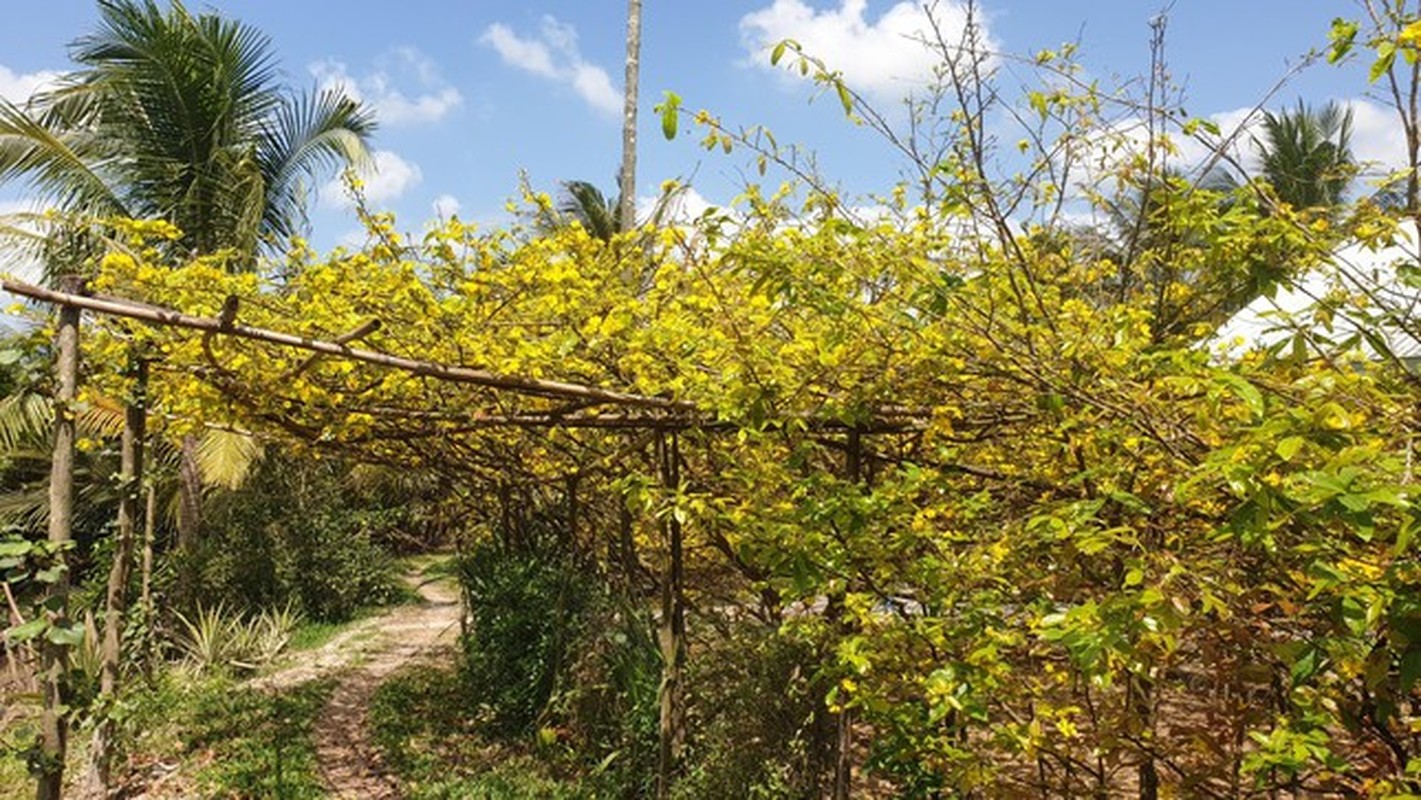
[0,539,33,557]
[835,81,853,117]
[657,91,682,140]
[1327,18,1358,64]
[6,619,45,643]
[35,565,66,584]
[46,624,85,647]
[1401,648,1421,693]
[770,41,787,67]
[1290,644,1323,685]
[1275,436,1305,461]
[1371,44,1396,83]
[1217,373,1264,419]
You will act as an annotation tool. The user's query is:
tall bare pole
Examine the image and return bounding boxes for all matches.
[37,281,80,800]
[619,0,642,233]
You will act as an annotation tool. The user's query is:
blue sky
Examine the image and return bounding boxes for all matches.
[0,1,1391,252]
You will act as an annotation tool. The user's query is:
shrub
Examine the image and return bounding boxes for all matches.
[187,451,406,621]
[456,518,594,735]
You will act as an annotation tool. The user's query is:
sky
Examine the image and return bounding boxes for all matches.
[0,1,1395,254]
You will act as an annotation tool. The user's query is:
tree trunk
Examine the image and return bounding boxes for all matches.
[655,432,685,800]
[83,358,146,796]
[619,0,642,233]
[37,291,80,800]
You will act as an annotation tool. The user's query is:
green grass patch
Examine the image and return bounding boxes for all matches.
[286,617,352,652]
[126,672,335,799]
[370,665,594,800]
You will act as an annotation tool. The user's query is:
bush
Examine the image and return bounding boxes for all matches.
[560,599,660,795]
[185,451,406,621]
[673,626,828,800]
[456,517,594,735]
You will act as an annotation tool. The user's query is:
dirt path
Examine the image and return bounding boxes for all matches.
[258,569,462,799]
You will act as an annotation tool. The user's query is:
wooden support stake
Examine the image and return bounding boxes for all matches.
[84,356,146,794]
[833,428,862,800]
[656,432,686,800]
[36,280,80,800]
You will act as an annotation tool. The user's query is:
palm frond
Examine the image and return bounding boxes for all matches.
[558,180,619,242]
[258,87,375,245]
[0,392,53,452]
[197,427,262,490]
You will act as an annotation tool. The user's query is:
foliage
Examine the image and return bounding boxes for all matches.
[456,512,595,735]
[188,449,407,621]
[8,3,1421,796]
[125,672,334,798]
[1258,100,1356,213]
[673,626,828,800]
[171,602,299,673]
[371,665,594,800]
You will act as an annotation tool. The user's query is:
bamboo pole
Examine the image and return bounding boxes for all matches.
[1,280,690,412]
[36,281,80,800]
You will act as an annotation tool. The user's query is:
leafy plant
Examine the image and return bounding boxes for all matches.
[171,602,299,674]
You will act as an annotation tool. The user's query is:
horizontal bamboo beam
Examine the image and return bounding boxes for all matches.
[4,279,693,413]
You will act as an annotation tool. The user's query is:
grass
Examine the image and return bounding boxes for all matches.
[369,664,594,800]
[287,617,356,652]
[126,672,336,799]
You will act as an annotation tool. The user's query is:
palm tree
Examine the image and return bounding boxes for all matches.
[558,179,622,242]
[0,0,374,268]
[1257,100,1356,213]
[0,3,373,795]
[0,0,373,552]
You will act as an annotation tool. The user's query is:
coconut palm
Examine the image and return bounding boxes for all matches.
[0,0,375,271]
[558,179,623,242]
[1257,100,1356,213]
[0,0,373,571]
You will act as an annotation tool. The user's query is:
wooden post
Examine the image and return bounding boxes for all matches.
[36,286,80,800]
[175,433,202,604]
[655,432,686,800]
[832,428,863,800]
[140,481,156,677]
[84,356,146,793]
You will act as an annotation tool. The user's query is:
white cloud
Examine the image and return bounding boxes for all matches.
[480,17,621,115]
[320,150,423,208]
[431,193,462,218]
[310,48,461,127]
[1346,98,1408,176]
[0,64,62,105]
[635,187,715,226]
[739,0,991,103]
